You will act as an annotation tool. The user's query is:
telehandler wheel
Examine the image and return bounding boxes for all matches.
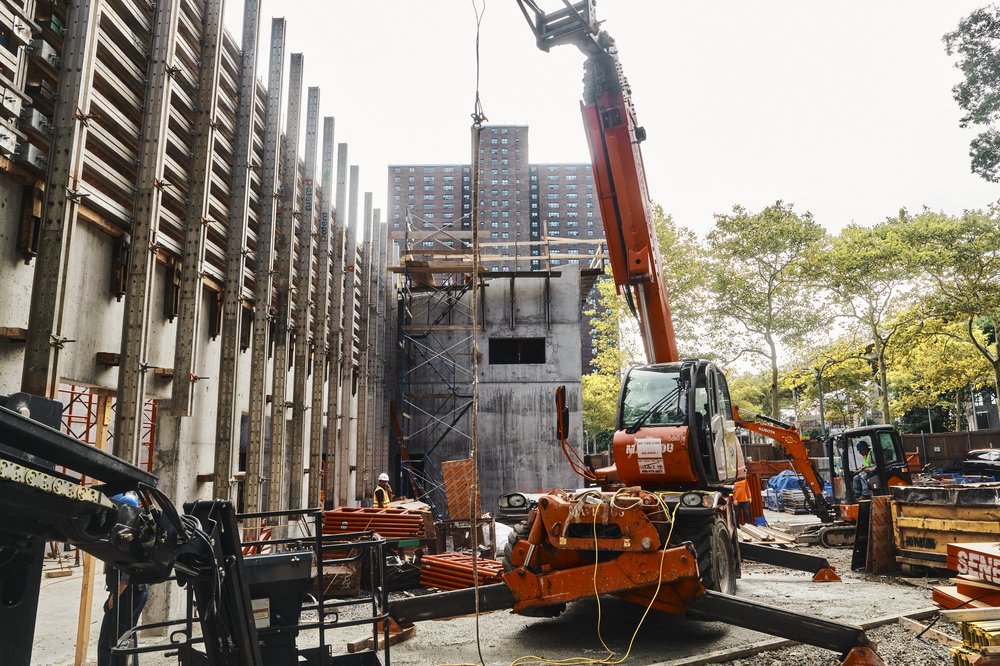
[674,516,737,595]
[501,519,566,618]
[502,520,530,572]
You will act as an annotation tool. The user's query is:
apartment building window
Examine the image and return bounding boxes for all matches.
[566,175,577,181]
[443,213,454,219]
[490,232,499,239]
[423,195,434,201]
[552,258,561,265]
[423,176,434,182]
[422,240,434,247]
[569,259,580,265]
[548,203,560,209]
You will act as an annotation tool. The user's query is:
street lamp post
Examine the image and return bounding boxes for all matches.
[815,367,827,439]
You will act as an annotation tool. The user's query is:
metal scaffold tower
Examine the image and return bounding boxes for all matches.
[394,207,482,516]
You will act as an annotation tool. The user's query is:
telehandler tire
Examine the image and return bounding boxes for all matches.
[674,516,737,595]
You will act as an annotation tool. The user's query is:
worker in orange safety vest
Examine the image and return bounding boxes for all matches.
[733,477,752,526]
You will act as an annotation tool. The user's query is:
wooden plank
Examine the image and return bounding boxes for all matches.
[0,326,27,341]
[898,616,963,648]
[941,608,1000,624]
[346,624,416,652]
[441,458,479,520]
[74,553,96,666]
[867,495,896,574]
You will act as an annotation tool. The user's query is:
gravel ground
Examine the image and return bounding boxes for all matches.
[33,511,952,665]
[720,623,951,666]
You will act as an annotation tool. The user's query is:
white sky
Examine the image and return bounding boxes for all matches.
[222,1,998,238]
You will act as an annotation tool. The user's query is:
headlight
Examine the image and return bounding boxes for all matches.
[507,493,527,508]
[680,492,703,507]
[498,496,509,508]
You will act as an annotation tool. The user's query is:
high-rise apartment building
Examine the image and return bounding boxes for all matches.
[387,125,604,273]
[388,125,607,370]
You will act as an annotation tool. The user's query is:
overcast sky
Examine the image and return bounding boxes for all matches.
[222,1,998,238]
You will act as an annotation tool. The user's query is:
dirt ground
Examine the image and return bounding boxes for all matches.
[32,511,954,665]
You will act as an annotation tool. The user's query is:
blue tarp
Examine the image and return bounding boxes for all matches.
[764,470,804,511]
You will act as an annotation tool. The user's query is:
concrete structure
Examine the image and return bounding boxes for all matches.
[388,124,607,371]
[396,259,592,516]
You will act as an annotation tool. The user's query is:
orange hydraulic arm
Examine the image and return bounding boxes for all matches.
[516,1,678,364]
[734,407,834,522]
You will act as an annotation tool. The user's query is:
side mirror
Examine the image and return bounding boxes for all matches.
[555,385,570,441]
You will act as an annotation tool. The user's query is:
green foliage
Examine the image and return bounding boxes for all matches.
[903,207,1000,389]
[581,371,620,434]
[653,204,711,351]
[886,313,995,423]
[727,371,770,416]
[818,216,919,422]
[707,201,828,418]
[944,7,1000,182]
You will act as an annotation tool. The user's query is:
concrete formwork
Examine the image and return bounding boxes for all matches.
[0,0,392,521]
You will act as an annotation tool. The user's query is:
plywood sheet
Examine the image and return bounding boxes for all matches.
[442,458,480,520]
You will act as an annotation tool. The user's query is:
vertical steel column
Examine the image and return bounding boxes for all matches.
[324,143,348,506]
[354,201,375,501]
[171,0,224,416]
[245,18,286,514]
[21,0,102,398]
[309,116,335,507]
[288,85,319,510]
[114,0,181,462]
[336,172,361,507]
[214,0,261,497]
[376,218,390,475]
[359,208,383,500]
[266,50,303,514]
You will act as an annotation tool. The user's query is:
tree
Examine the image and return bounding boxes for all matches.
[653,204,712,352]
[707,201,828,419]
[904,207,1000,395]
[886,312,995,430]
[944,7,1000,182]
[819,216,918,423]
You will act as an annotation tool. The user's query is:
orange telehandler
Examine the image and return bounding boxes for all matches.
[392,3,886,663]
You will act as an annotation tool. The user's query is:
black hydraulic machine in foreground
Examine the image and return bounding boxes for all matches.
[0,392,388,665]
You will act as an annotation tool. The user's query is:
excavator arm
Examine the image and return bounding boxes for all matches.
[734,407,835,523]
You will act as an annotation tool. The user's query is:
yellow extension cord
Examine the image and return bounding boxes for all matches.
[435,491,682,666]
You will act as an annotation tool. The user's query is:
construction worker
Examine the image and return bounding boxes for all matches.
[374,472,393,508]
[853,440,876,498]
[98,493,149,666]
[733,477,752,526]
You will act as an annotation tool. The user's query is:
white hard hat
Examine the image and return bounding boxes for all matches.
[378,472,390,482]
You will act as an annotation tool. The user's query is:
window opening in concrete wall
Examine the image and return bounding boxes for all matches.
[489,337,546,364]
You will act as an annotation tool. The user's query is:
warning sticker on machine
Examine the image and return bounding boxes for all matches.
[634,437,665,474]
